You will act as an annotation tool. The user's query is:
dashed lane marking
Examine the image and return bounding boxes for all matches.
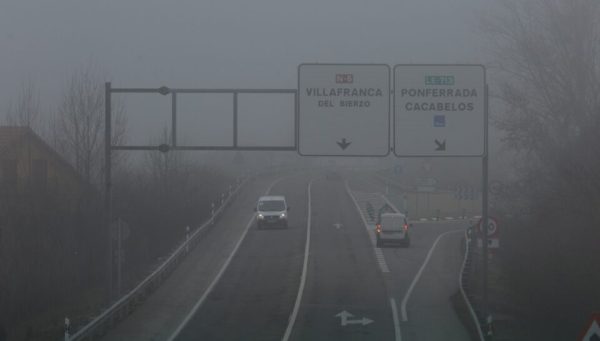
[345,181,391,274]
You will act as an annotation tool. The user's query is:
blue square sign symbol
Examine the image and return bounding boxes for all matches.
[434,115,446,127]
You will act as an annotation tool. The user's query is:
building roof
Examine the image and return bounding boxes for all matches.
[0,125,84,183]
[0,126,29,154]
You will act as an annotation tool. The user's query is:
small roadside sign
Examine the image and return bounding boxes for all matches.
[478,217,498,237]
[298,64,390,156]
[579,314,600,341]
[477,217,499,249]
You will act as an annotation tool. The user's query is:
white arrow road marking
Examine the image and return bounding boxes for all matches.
[333,223,343,229]
[334,311,374,326]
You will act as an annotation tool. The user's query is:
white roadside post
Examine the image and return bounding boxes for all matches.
[486,314,494,339]
[185,226,190,253]
[64,317,70,341]
[211,202,215,225]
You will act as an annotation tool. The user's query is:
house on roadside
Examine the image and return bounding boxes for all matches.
[0,126,87,204]
[0,127,105,341]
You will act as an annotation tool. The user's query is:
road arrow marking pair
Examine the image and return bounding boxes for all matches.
[335,311,374,326]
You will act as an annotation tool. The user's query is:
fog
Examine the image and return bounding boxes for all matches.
[3,1,600,340]
[1,0,491,152]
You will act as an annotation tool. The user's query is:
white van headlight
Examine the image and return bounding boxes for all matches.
[280,213,287,219]
[257,214,264,219]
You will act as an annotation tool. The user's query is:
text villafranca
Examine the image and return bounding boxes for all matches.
[306,88,384,97]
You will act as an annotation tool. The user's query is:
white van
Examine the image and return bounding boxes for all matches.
[375,213,410,247]
[255,195,289,229]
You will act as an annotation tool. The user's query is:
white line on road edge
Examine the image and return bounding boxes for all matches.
[168,177,285,341]
[344,180,391,273]
[390,298,402,341]
[281,180,313,341]
[400,228,464,322]
[459,230,485,341]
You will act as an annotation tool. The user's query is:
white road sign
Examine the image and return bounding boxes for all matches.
[394,65,485,156]
[298,64,390,156]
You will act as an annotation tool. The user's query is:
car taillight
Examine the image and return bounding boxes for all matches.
[376,224,381,233]
[403,224,408,231]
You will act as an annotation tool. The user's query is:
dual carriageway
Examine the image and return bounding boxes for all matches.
[99,171,474,341]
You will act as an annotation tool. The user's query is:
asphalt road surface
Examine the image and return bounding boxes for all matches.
[172,172,470,341]
[102,171,471,341]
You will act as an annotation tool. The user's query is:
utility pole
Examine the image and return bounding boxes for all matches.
[105,82,113,302]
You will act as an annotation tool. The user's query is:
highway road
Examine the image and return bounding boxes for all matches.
[103,171,472,341]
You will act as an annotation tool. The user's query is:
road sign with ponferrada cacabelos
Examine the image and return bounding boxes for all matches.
[394,64,485,157]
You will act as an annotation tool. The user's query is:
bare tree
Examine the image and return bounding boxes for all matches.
[52,65,127,186]
[481,1,600,334]
[5,79,41,131]
[483,0,600,206]
[145,128,189,196]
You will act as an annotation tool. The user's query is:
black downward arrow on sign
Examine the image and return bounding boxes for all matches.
[435,139,446,151]
[337,138,351,150]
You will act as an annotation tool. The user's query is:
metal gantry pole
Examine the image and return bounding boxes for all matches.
[104,82,113,302]
[172,92,177,147]
[117,219,122,297]
[481,83,490,324]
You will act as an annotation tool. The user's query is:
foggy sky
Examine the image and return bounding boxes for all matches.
[0,0,492,146]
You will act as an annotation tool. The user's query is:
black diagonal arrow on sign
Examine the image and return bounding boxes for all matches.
[337,138,351,150]
[435,139,446,151]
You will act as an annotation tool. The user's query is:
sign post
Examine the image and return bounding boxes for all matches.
[298,64,390,156]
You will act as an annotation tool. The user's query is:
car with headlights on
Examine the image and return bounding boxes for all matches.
[255,195,289,229]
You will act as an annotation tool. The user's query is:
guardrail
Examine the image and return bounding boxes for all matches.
[459,228,485,341]
[67,174,252,341]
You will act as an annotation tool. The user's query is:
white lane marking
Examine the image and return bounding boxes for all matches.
[333,223,342,229]
[390,298,402,341]
[281,180,313,341]
[400,228,464,322]
[344,180,390,274]
[374,248,390,273]
[168,177,284,341]
[347,179,402,340]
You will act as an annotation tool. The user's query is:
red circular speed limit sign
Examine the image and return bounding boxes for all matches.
[479,217,498,237]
